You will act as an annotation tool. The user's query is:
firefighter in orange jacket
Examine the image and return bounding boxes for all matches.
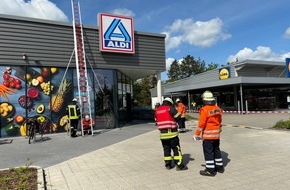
[176,98,187,132]
[194,91,225,176]
[155,97,188,171]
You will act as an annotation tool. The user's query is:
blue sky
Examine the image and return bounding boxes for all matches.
[0,0,290,80]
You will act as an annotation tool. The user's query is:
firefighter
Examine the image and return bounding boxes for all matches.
[155,97,188,171]
[194,90,225,176]
[67,98,80,137]
[82,115,95,135]
[176,98,187,132]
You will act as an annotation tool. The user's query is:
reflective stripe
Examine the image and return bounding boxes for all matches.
[206,164,215,168]
[68,105,78,119]
[215,158,223,162]
[204,129,220,133]
[173,146,182,165]
[205,160,215,168]
[157,125,176,129]
[157,121,176,125]
[203,129,220,139]
[164,156,172,161]
[203,133,220,139]
[160,131,178,139]
[173,112,180,118]
[216,162,223,166]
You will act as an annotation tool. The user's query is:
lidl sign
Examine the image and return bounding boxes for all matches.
[99,13,135,54]
[219,67,230,80]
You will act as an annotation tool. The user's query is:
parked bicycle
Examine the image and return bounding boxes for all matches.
[27,116,51,144]
[27,117,38,144]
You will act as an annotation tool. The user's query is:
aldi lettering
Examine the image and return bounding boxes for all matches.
[106,40,131,49]
[99,13,135,54]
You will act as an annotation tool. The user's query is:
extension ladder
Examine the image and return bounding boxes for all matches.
[71,0,93,135]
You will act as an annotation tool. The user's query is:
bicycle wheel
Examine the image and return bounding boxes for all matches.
[28,125,35,144]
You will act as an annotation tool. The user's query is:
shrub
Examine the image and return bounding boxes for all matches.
[273,119,290,129]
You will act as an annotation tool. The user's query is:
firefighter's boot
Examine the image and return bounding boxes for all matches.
[176,164,188,171]
[199,169,216,176]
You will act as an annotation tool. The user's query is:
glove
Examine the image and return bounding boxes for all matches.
[193,136,201,141]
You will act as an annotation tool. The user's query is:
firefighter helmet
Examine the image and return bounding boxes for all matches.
[163,97,173,105]
[201,91,215,101]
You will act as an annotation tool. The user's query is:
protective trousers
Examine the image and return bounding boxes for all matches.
[70,119,79,136]
[161,136,183,167]
[203,140,223,173]
[178,117,186,129]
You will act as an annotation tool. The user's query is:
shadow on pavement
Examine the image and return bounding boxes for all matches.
[183,153,195,165]
[0,139,13,145]
[221,151,231,168]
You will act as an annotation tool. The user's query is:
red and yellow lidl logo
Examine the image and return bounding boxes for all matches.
[219,67,230,80]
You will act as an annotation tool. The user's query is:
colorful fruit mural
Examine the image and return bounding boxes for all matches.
[0,66,75,138]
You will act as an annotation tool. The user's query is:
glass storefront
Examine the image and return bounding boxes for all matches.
[117,71,133,126]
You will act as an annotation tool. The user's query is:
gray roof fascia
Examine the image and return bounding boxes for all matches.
[164,76,290,93]
[233,59,284,67]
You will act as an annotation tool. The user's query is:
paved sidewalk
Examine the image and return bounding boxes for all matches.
[44,117,290,190]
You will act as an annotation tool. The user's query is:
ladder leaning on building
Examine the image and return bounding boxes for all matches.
[71,0,93,136]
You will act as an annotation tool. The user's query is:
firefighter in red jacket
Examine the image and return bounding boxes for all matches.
[194,90,225,176]
[155,97,188,170]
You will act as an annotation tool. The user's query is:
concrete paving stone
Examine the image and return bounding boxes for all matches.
[3,113,290,189]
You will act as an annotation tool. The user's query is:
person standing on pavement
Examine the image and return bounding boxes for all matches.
[176,98,187,132]
[194,90,225,176]
[67,98,81,137]
[155,97,188,171]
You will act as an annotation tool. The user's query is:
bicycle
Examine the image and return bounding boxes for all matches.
[27,117,38,144]
[27,116,50,144]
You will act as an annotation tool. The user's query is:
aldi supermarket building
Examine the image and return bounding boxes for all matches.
[151,59,290,113]
[0,14,165,138]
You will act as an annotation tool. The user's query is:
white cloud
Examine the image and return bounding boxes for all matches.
[163,17,231,51]
[165,57,175,70]
[110,8,135,17]
[284,27,290,39]
[0,0,68,22]
[227,46,290,63]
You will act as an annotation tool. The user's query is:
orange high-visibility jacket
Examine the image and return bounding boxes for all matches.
[195,104,222,140]
[176,102,186,118]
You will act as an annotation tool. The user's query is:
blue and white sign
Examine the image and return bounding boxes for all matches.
[99,13,135,54]
[286,58,290,78]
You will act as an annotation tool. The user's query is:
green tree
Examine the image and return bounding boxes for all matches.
[133,76,155,107]
[181,56,206,77]
[167,55,207,81]
[167,59,181,82]
[206,62,219,71]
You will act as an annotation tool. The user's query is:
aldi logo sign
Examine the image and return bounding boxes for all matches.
[286,58,290,77]
[99,13,135,54]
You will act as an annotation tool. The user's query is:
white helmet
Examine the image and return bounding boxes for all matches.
[201,90,215,101]
[72,98,77,102]
[176,98,180,103]
[163,97,173,105]
[85,115,89,120]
